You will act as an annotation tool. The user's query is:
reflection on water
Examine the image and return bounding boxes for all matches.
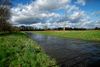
[27,32,100,67]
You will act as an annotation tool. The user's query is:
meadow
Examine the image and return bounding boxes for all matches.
[33,30,100,41]
[0,32,57,67]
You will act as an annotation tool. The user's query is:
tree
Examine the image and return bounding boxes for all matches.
[0,0,12,32]
[44,24,48,31]
[63,22,66,31]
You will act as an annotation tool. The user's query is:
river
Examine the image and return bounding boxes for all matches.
[27,32,100,67]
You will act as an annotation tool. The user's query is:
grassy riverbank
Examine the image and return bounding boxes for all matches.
[33,30,100,41]
[0,32,57,67]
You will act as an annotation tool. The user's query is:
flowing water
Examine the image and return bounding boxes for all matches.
[27,32,100,67]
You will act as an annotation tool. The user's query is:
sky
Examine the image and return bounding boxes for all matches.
[10,0,100,28]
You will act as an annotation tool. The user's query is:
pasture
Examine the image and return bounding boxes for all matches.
[33,30,100,41]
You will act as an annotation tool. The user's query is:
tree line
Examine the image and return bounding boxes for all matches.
[16,25,100,31]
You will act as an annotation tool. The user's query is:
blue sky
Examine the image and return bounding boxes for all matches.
[12,0,100,12]
[10,0,100,28]
[12,0,32,6]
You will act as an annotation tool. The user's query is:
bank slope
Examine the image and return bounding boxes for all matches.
[0,32,58,67]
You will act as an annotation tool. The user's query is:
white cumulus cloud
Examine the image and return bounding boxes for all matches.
[75,0,86,6]
[10,0,100,28]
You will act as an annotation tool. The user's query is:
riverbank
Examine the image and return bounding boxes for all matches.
[33,30,100,41]
[0,32,58,67]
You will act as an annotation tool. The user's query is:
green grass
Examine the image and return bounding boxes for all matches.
[33,30,100,41]
[0,32,58,67]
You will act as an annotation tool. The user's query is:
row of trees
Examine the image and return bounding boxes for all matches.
[17,26,100,31]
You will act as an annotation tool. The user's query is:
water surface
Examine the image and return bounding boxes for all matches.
[27,32,100,67]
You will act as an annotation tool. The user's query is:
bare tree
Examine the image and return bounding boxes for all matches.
[44,23,48,31]
[0,0,12,32]
[63,22,66,31]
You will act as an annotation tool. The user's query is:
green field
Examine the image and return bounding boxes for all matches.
[0,32,57,67]
[33,30,100,41]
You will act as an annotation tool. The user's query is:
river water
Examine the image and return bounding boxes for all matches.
[27,32,100,67]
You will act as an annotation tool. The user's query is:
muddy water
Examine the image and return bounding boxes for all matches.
[27,32,100,67]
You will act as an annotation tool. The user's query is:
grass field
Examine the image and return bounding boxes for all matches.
[33,30,100,41]
[0,32,57,67]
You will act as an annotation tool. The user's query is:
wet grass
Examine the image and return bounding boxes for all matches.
[33,30,100,41]
[0,32,58,67]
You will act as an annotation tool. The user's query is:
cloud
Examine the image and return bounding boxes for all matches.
[92,11,100,15]
[75,0,86,6]
[11,0,67,24]
[34,0,70,10]
[10,0,99,28]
